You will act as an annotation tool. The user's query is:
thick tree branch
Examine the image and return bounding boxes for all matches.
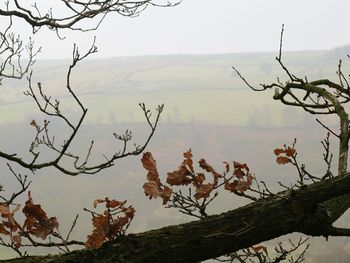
[2,173,350,263]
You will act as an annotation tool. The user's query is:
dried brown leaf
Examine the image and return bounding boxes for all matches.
[143,181,162,199]
[141,152,157,172]
[194,183,214,199]
[276,156,290,165]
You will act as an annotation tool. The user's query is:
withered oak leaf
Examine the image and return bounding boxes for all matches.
[166,171,192,186]
[143,181,162,199]
[161,186,173,205]
[22,192,59,240]
[194,183,214,199]
[276,156,290,165]
[85,214,109,249]
[141,152,158,172]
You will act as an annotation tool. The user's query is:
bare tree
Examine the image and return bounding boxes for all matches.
[233,25,349,176]
[0,0,174,256]
[0,0,180,175]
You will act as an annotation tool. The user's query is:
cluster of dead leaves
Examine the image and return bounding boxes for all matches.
[0,191,58,249]
[274,146,296,165]
[142,149,254,204]
[85,198,135,249]
[142,152,173,204]
[0,192,135,251]
[224,162,254,193]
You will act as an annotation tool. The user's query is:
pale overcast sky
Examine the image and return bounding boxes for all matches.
[12,0,350,59]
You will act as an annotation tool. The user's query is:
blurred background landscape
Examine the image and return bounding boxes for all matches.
[1,46,350,261]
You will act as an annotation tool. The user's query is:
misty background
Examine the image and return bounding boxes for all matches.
[1,0,350,262]
[6,0,350,59]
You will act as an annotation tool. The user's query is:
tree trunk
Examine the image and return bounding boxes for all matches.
[3,173,350,263]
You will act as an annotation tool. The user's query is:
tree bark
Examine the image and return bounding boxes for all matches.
[3,173,350,263]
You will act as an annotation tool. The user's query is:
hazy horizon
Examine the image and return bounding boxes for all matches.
[1,1,350,261]
[4,0,350,59]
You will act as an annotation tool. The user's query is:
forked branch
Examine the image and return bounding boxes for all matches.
[233,24,350,175]
[0,41,163,175]
[0,0,179,34]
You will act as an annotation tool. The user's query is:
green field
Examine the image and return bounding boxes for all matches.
[1,49,350,260]
[1,48,348,127]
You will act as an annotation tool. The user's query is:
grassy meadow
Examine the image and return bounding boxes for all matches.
[2,47,348,127]
[1,46,350,261]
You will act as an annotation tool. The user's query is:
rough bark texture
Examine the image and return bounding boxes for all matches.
[2,173,350,263]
